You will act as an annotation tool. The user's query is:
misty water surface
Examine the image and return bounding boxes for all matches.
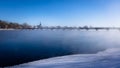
[0,30,120,66]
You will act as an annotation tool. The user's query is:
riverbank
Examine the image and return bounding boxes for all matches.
[7,48,120,68]
[0,29,15,30]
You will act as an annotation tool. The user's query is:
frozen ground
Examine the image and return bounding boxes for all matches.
[7,48,120,68]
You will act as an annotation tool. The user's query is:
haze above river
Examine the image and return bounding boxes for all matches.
[0,30,120,66]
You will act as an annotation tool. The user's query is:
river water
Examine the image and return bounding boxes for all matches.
[0,30,120,66]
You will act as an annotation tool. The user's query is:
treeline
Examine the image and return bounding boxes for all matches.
[0,20,32,29]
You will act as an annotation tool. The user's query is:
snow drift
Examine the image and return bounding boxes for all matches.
[7,48,120,68]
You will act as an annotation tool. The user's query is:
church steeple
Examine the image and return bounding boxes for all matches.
[37,22,42,29]
[40,22,42,27]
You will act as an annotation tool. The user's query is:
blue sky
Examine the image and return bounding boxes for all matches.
[0,0,120,27]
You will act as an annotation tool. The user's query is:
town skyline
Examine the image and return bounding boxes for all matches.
[1,19,120,31]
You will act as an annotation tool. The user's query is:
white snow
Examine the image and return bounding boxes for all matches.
[7,48,120,68]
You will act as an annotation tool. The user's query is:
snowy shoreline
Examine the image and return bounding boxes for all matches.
[6,48,120,68]
[0,29,15,30]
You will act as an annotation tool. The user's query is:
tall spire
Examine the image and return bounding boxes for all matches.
[40,21,42,26]
[37,21,42,29]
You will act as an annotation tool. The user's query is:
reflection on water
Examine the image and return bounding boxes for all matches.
[0,30,120,66]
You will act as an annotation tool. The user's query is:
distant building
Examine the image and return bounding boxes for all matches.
[5,25,8,29]
[37,22,42,29]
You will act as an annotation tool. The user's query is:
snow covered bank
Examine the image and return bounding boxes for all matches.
[0,29,15,30]
[7,48,120,68]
